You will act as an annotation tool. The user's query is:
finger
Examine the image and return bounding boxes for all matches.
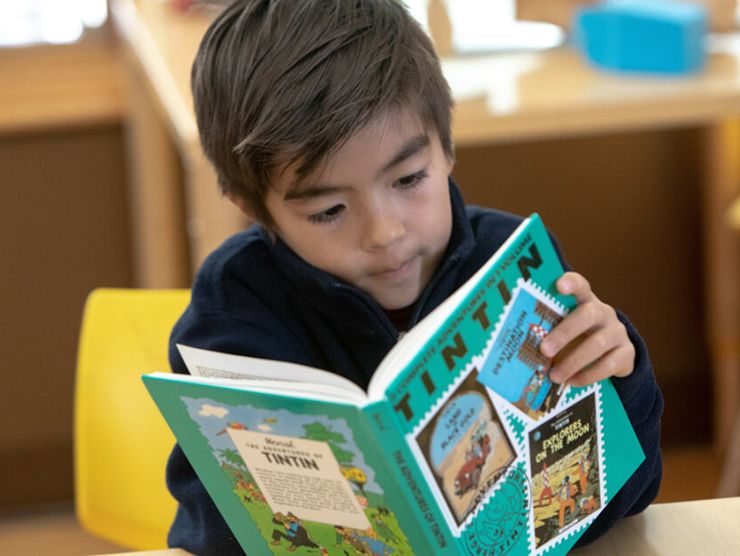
[549,326,623,383]
[541,301,609,358]
[557,272,595,305]
[562,345,636,387]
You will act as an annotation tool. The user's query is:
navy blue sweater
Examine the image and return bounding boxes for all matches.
[166,181,662,554]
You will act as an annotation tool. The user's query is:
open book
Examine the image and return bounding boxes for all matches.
[143,213,644,556]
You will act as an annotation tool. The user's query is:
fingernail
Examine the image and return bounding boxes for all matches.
[541,339,555,357]
[549,368,562,383]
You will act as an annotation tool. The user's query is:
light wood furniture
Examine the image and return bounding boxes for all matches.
[110,0,740,453]
[717,410,740,495]
[0,39,123,134]
[0,505,124,556]
[93,497,740,556]
[574,496,740,555]
[111,0,243,288]
[516,0,739,32]
[96,551,191,556]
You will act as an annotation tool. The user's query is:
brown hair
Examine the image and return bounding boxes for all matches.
[192,0,453,226]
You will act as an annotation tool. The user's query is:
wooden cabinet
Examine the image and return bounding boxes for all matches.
[0,40,132,506]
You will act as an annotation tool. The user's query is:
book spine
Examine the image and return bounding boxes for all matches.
[363,400,460,556]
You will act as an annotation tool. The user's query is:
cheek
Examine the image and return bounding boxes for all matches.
[278,224,332,268]
[299,234,357,275]
[414,190,452,238]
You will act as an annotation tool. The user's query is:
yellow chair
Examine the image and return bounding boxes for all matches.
[74,288,189,550]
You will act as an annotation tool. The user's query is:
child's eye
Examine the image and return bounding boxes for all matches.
[308,204,345,224]
[395,169,428,190]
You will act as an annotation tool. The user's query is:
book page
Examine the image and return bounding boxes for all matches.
[177,344,367,400]
[146,372,369,405]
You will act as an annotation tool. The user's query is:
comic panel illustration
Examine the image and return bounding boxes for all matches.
[528,392,602,551]
[182,398,413,556]
[477,282,567,421]
[414,370,516,529]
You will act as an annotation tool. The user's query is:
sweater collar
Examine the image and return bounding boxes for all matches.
[266,177,474,332]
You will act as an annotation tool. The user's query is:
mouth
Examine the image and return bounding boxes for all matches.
[372,255,418,279]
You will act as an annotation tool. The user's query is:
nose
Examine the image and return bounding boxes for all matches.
[362,199,405,251]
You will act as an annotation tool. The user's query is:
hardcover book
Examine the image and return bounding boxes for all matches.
[143,213,645,555]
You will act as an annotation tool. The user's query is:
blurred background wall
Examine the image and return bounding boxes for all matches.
[0,123,132,505]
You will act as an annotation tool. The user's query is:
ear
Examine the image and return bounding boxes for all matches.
[225,192,257,220]
[445,150,456,175]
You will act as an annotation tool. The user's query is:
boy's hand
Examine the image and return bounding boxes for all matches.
[541,272,635,387]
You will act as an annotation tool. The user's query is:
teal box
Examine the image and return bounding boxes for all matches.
[574,0,708,74]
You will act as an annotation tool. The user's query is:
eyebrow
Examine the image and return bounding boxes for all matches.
[283,133,431,202]
[380,133,430,175]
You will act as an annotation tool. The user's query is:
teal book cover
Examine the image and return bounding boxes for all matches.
[143,213,645,555]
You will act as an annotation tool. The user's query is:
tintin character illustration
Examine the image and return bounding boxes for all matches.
[416,370,515,525]
[529,394,602,549]
[271,512,319,551]
[478,286,566,420]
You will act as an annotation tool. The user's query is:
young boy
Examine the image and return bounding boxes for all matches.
[166,1,663,554]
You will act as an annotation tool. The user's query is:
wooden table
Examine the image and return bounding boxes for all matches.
[110,0,740,460]
[573,496,740,555]
[95,497,740,555]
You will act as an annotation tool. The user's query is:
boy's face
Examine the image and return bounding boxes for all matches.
[264,108,453,310]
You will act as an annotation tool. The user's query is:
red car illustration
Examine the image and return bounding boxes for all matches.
[454,433,491,496]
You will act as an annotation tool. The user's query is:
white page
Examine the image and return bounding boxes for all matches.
[148,371,368,406]
[177,344,367,399]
